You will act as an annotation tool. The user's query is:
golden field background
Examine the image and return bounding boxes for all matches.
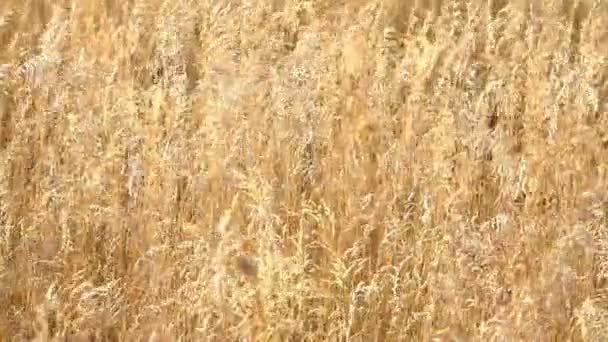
[0,0,607,340]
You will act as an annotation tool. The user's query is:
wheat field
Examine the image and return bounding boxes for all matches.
[0,0,607,340]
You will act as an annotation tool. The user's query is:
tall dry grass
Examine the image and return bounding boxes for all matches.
[0,0,607,340]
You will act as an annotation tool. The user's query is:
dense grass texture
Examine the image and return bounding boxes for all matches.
[1,0,608,340]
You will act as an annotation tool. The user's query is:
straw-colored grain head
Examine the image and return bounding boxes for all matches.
[576,298,608,342]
